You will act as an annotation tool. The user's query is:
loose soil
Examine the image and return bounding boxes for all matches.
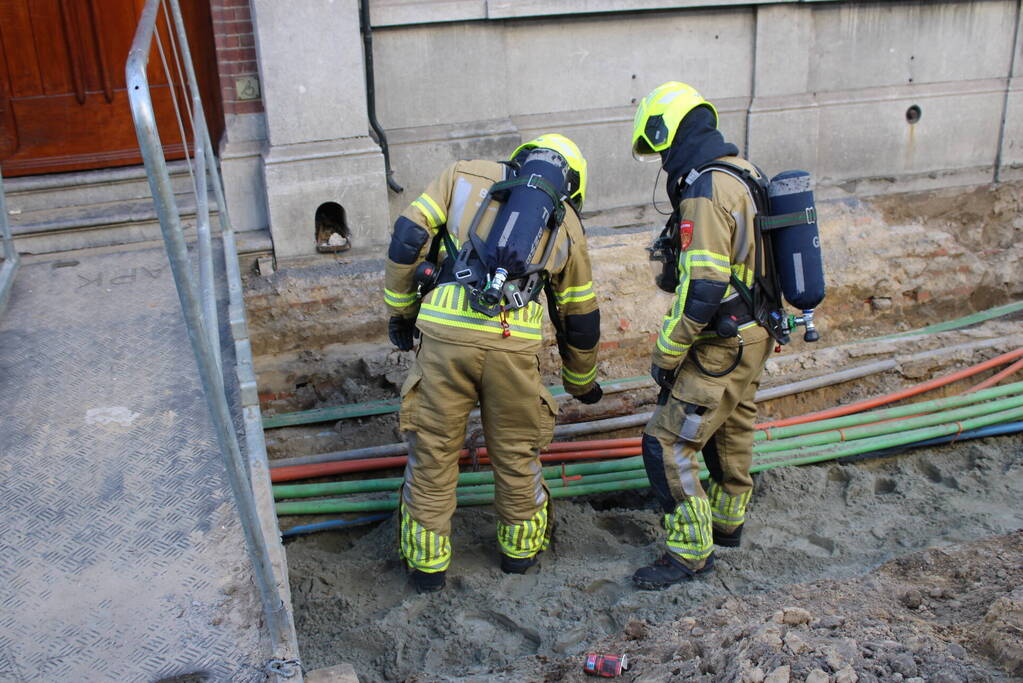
[287,434,1023,682]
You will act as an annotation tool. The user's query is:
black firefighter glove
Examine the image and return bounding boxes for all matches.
[574,382,603,405]
[652,363,678,406]
[388,316,416,351]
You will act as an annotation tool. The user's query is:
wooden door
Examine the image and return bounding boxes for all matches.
[0,0,222,177]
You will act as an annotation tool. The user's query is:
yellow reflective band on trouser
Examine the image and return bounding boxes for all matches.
[419,284,543,340]
[385,288,417,308]
[708,482,751,530]
[555,282,595,305]
[411,193,447,229]
[561,364,597,386]
[663,496,713,563]
[400,502,451,573]
[497,502,551,559]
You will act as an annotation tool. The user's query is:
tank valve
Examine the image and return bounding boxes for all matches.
[482,267,508,305]
[789,309,820,342]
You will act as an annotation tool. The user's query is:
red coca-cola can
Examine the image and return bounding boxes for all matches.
[583,652,629,677]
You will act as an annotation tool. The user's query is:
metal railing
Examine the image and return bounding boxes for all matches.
[0,170,20,319]
[126,0,299,677]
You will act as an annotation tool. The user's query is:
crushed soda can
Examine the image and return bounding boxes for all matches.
[583,652,629,677]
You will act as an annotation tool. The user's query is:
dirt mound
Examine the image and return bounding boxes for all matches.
[537,530,1023,683]
[285,434,1023,682]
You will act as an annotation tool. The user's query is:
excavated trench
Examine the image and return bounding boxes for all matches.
[245,182,1023,682]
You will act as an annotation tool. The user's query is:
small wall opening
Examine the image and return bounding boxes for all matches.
[906,105,922,124]
[315,202,351,253]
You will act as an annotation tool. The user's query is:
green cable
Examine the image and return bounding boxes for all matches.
[755,380,1023,442]
[753,403,1023,467]
[273,455,646,500]
[755,392,1023,453]
[262,373,653,429]
[454,469,650,496]
[275,474,654,515]
[865,300,1023,342]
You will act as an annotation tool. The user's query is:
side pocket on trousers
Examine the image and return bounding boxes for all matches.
[398,363,423,433]
[668,361,726,444]
[536,387,559,450]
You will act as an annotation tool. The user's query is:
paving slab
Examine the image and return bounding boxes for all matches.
[0,244,270,681]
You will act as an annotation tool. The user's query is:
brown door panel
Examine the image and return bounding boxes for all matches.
[0,0,221,178]
[0,88,193,175]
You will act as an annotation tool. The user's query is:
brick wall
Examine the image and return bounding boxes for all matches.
[210,0,263,115]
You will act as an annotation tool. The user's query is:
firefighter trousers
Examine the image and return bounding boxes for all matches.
[398,335,558,573]
[642,326,774,569]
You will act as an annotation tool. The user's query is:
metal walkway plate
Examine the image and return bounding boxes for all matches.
[0,245,269,681]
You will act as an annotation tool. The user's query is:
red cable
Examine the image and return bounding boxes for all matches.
[270,446,642,483]
[754,347,1023,430]
[967,356,1023,393]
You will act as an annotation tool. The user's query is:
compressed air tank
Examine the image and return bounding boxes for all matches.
[767,170,826,310]
[482,147,569,274]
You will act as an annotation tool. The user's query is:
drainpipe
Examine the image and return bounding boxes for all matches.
[359,0,403,194]
[994,0,1022,183]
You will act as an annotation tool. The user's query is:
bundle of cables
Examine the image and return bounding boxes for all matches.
[273,349,1023,537]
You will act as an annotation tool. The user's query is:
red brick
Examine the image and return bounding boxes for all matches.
[239,33,255,47]
[213,20,251,34]
[215,34,241,49]
[216,47,246,61]
[233,99,264,114]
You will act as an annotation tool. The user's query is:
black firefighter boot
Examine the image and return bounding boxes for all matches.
[500,552,541,574]
[410,568,446,594]
[632,553,715,590]
[713,524,743,547]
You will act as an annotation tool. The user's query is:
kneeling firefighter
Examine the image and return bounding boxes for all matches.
[384,134,603,593]
[629,82,824,589]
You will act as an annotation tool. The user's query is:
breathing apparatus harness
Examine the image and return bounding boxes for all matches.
[649,161,821,378]
[414,151,572,337]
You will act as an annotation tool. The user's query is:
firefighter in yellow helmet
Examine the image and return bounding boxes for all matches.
[384,134,602,593]
[630,82,775,589]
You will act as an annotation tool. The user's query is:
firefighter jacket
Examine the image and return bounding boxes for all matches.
[652,154,766,371]
[384,160,600,396]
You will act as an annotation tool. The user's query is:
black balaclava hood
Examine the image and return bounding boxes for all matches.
[660,105,739,205]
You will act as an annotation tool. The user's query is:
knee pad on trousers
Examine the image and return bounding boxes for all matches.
[641,433,678,513]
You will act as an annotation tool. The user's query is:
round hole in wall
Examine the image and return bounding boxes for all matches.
[905,105,922,125]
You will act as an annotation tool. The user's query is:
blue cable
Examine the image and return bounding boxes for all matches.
[281,513,392,538]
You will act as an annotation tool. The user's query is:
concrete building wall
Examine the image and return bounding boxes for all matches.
[228,0,1023,258]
